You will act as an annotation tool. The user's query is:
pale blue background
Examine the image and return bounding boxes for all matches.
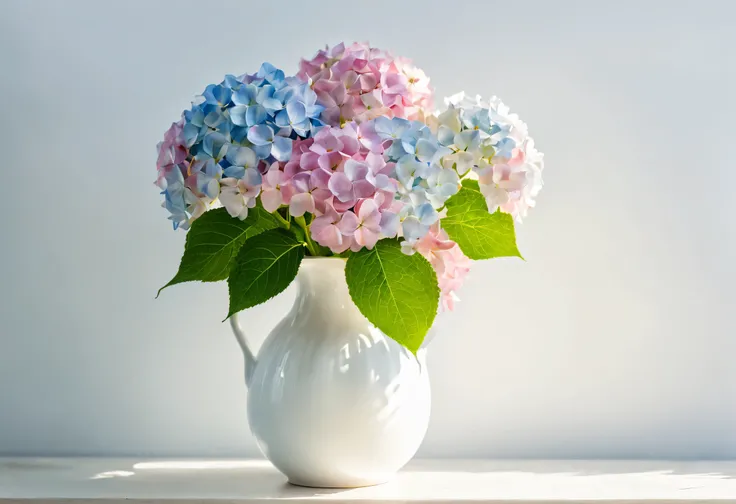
[0,0,734,458]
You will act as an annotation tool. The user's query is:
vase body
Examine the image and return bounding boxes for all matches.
[232,258,431,488]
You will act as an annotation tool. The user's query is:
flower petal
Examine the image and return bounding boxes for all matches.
[286,100,307,124]
[202,132,229,160]
[344,159,368,181]
[289,193,315,217]
[327,171,354,202]
[437,125,456,146]
[253,143,271,159]
[243,167,262,188]
[355,227,379,249]
[291,119,312,137]
[381,209,400,237]
[232,86,253,106]
[261,189,283,212]
[455,129,481,151]
[229,106,248,127]
[274,109,291,128]
[401,216,425,241]
[247,124,274,146]
[271,136,293,162]
[415,202,439,226]
[223,165,245,179]
[338,211,359,235]
[246,105,267,126]
[312,222,345,252]
[353,180,376,199]
[261,97,283,114]
[415,138,439,163]
[225,145,256,168]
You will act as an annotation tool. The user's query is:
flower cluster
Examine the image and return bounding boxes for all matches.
[213,116,466,306]
[155,43,544,309]
[429,92,544,222]
[414,223,471,311]
[155,63,324,229]
[298,42,433,125]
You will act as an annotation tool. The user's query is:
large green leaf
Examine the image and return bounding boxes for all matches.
[226,228,305,318]
[158,207,280,296]
[442,179,522,260]
[345,240,439,354]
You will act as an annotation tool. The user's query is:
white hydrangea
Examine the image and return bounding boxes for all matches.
[429,92,544,221]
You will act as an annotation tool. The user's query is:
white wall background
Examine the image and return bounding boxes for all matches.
[0,0,734,458]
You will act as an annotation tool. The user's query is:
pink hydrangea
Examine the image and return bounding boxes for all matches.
[338,198,382,250]
[304,125,399,251]
[255,124,403,255]
[155,119,202,229]
[414,223,471,311]
[155,120,189,199]
[156,119,188,173]
[310,202,353,253]
[299,42,433,125]
[260,162,293,212]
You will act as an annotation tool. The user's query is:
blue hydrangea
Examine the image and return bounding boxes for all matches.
[181,62,324,172]
[372,117,460,245]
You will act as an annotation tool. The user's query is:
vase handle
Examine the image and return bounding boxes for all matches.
[229,312,257,388]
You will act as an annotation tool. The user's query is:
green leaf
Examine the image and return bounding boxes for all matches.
[226,228,305,318]
[345,240,439,354]
[158,207,281,296]
[442,179,522,260]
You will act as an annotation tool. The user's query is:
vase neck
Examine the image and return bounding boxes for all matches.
[295,259,359,317]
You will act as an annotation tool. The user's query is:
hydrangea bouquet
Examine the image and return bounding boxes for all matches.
[156,43,544,353]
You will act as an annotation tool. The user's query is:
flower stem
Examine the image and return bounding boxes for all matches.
[294,216,319,256]
[274,210,291,229]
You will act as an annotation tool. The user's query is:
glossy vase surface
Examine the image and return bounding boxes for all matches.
[230,258,431,488]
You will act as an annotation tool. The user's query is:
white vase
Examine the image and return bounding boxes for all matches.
[230,257,431,488]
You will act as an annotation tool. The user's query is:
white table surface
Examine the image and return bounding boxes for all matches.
[2,458,736,503]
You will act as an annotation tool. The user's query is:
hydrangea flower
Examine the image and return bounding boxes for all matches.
[260,162,293,213]
[247,124,293,163]
[412,223,471,311]
[327,160,376,204]
[429,92,544,221]
[156,120,199,230]
[311,202,352,253]
[338,198,382,250]
[219,172,261,220]
[155,44,545,312]
[154,64,324,229]
[235,116,453,256]
[299,42,434,125]
[223,145,258,179]
[156,161,192,230]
